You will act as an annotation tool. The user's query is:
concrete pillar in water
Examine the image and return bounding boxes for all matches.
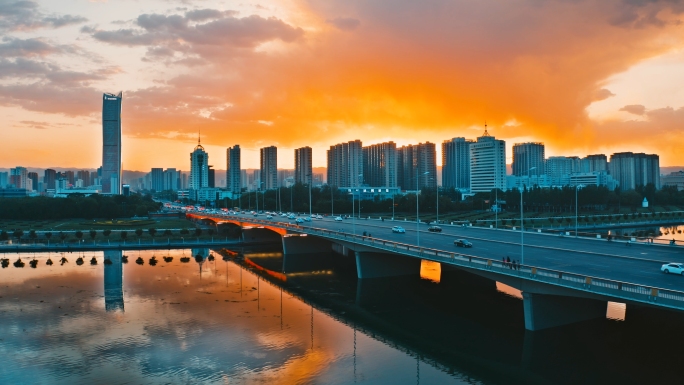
[522,292,606,331]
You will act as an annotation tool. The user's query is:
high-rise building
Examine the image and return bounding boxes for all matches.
[44,169,56,190]
[469,126,506,193]
[76,170,91,187]
[512,142,545,177]
[295,146,313,185]
[9,167,27,189]
[545,156,576,180]
[397,142,437,190]
[163,168,179,191]
[0,172,8,188]
[102,92,122,194]
[609,152,660,190]
[363,142,397,188]
[581,154,608,173]
[442,137,474,190]
[27,172,38,192]
[208,166,215,188]
[190,139,209,190]
[65,170,75,186]
[260,146,278,190]
[151,168,164,191]
[227,145,241,195]
[327,140,363,187]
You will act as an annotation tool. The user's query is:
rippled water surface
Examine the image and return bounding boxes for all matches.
[0,250,470,385]
[2,248,684,385]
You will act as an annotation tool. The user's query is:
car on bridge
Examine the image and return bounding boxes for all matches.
[661,263,684,275]
[454,239,472,248]
[304,217,312,222]
[316,215,323,219]
[288,214,296,219]
[266,215,273,219]
[392,226,406,233]
[427,226,442,232]
[334,217,343,221]
[295,218,304,224]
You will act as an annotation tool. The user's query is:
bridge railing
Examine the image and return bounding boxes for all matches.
[212,214,684,310]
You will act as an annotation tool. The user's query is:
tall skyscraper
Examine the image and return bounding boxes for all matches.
[327,140,363,187]
[44,169,56,190]
[295,146,313,185]
[363,142,397,187]
[442,137,474,190]
[227,145,241,195]
[512,142,545,177]
[260,146,278,190]
[0,172,8,188]
[469,126,506,193]
[151,168,164,191]
[190,139,209,190]
[102,92,122,194]
[65,170,75,186]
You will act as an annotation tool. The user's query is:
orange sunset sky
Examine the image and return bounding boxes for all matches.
[1,0,684,170]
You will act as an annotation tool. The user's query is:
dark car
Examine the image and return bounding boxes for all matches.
[454,239,472,248]
[427,226,442,232]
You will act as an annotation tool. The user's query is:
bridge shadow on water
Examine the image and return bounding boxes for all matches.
[239,248,684,385]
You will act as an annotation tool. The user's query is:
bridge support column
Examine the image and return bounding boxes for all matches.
[522,292,606,331]
[282,235,333,273]
[355,251,421,279]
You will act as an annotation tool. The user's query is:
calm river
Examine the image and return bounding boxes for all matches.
[1,248,682,384]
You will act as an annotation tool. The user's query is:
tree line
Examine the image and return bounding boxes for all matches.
[0,194,161,220]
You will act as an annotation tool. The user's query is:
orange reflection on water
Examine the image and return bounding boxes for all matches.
[606,301,626,321]
[420,260,441,283]
[496,282,523,299]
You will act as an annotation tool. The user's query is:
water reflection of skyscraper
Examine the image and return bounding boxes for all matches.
[104,250,124,311]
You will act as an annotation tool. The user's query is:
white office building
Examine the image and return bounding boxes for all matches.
[469,126,506,193]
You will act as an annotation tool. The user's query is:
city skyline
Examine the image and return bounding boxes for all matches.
[1,1,684,170]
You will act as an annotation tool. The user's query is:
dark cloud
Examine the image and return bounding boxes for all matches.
[620,104,646,115]
[326,16,361,31]
[594,88,616,101]
[0,0,86,32]
[0,82,100,116]
[88,10,304,54]
[0,37,61,57]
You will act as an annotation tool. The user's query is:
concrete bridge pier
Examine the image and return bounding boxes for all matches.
[355,251,421,279]
[522,292,607,331]
[242,228,282,243]
[281,234,334,273]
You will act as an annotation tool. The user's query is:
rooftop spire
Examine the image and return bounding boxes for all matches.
[483,121,490,137]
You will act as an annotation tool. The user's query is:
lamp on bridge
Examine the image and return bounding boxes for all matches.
[417,171,430,247]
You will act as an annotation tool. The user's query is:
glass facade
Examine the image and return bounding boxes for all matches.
[102,92,122,194]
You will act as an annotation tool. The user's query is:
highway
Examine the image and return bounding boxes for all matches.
[213,212,684,292]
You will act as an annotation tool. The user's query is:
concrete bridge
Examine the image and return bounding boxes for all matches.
[187,212,684,331]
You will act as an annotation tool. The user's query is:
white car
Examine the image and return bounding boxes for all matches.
[288,214,296,219]
[316,215,323,219]
[266,215,273,219]
[334,217,343,221]
[304,217,312,222]
[295,218,304,224]
[661,263,684,275]
[392,226,406,233]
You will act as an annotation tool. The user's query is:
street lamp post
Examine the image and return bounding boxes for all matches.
[357,174,363,219]
[330,185,334,217]
[417,171,429,247]
[306,173,312,218]
[349,192,356,236]
[575,184,580,237]
[521,167,536,265]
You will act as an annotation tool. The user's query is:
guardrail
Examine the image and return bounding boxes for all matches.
[214,214,684,311]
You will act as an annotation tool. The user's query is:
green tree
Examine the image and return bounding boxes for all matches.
[29,230,37,243]
[0,230,8,241]
[75,231,83,240]
[103,229,112,238]
[45,232,52,241]
[194,228,202,237]
[120,231,128,240]
[59,231,67,242]
[148,228,157,237]
[163,229,172,236]
[13,229,24,242]
[135,228,143,237]
[180,228,190,235]
[89,230,97,240]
